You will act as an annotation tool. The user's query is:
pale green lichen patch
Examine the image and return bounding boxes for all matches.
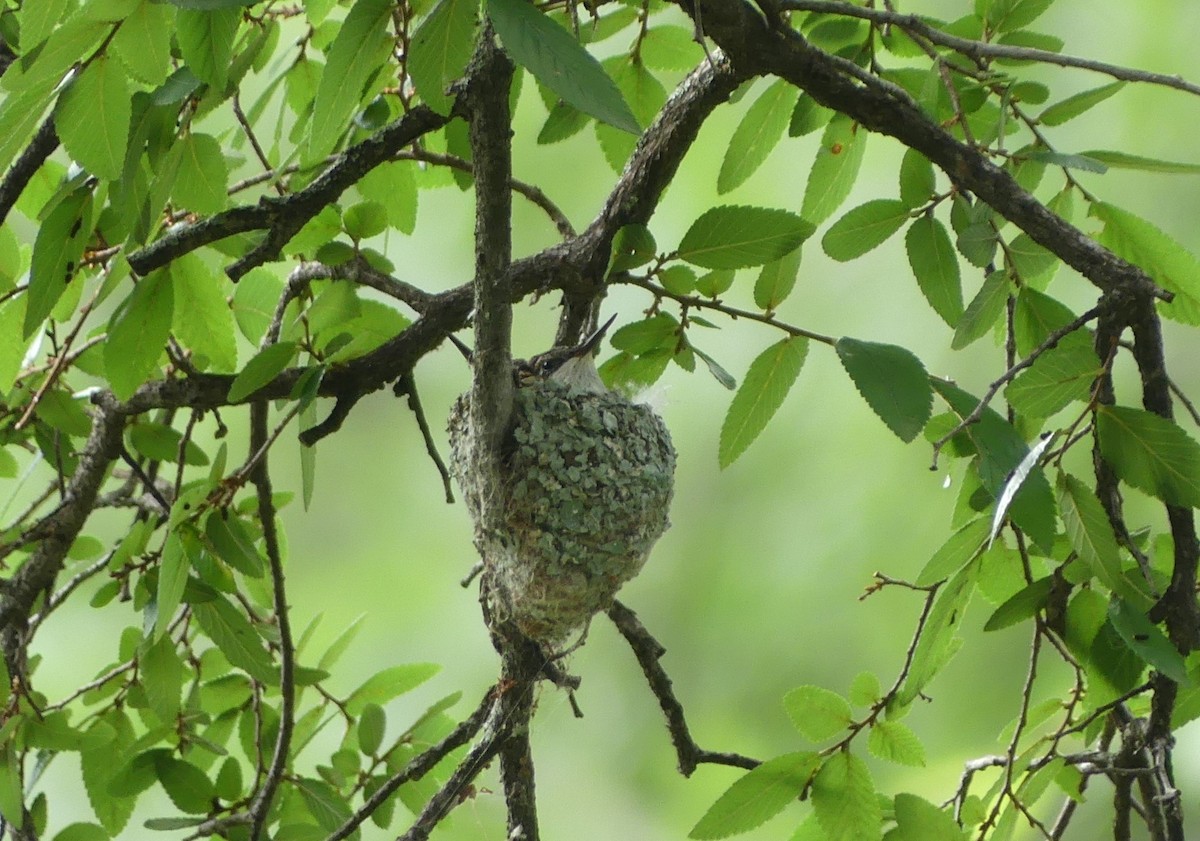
[449,379,675,643]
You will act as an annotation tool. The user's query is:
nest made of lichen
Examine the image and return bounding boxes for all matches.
[449,380,675,643]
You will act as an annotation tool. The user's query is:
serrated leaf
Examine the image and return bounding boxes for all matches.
[1096,404,1200,508]
[848,672,881,707]
[205,514,265,578]
[172,133,228,215]
[951,270,1009,349]
[112,1,174,85]
[56,56,131,181]
[81,715,136,835]
[141,634,183,725]
[898,149,936,208]
[1108,600,1189,684]
[192,595,276,683]
[1080,150,1200,175]
[343,200,389,240]
[867,720,925,766]
[170,253,238,372]
[227,342,297,403]
[933,380,1056,551]
[297,778,353,831]
[689,752,819,840]
[408,0,478,114]
[488,0,637,133]
[641,25,701,71]
[898,557,977,705]
[822,200,910,262]
[346,664,440,714]
[783,686,852,741]
[905,216,963,326]
[177,7,240,90]
[318,614,366,670]
[52,822,109,841]
[105,271,174,400]
[308,0,394,158]
[154,756,214,814]
[1038,81,1124,127]
[753,248,802,311]
[835,338,931,442]
[801,114,867,225]
[1056,472,1155,609]
[608,224,657,273]
[1005,343,1099,419]
[718,79,795,193]
[719,337,808,468]
[983,576,1055,631]
[232,268,284,344]
[812,752,882,841]
[887,793,967,841]
[678,206,813,270]
[916,516,990,586]
[26,190,91,336]
[1092,202,1200,325]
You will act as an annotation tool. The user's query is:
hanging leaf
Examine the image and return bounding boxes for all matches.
[1108,600,1189,684]
[899,556,978,706]
[898,149,936,208]
[801,114,867,225]
[170,253,238,372]
[345,663,440,714]
[176,7,240,90]
[677,206,812,270]
[867,720,926,766]
[1096,404,1200,509]
[55,56,131,181]
[25,190,92,337]
[689,752,819,840]
[811,752,882,841]
[835,338,932,442]
[1080,150,1200,175]
[951,271,1009,349]
[717,79,796,194]
[905,215,963,326]
[408,0,479,114]
[172,132,228,215]
[888,793,968,841]
[111,1,174,86]
[105,271,175,400]
[1004,343,1100,419]
[753,248,803,312]
[915,516,990,586]
[488,0,638,134]
[719,337,808,468]
[1038,81,1125,126]
[227,342,298,403]
[192,595,276,683]
[308,0,394,158]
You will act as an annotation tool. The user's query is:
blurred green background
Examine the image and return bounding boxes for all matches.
[22,1,1200,838]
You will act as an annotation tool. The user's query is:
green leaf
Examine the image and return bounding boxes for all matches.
[1004,343,1099,419]
[26,190,91,336]
[594,55,665,170]
[848,672,882,707]
[55,56,131,181]
[346,663,440,714]
[916,516,990,586]
[867,720,925,766]
[308,0,394,158]
[1056,472,1155,609]
[783,686,852,741]
[227,342,297,403]
[610,313,676,354]
[324,300,409,362]
[719,337,808,468]
[678,206,813,270]
[205,514,265,578]
[1096,404,1200,508]
[128,423,209,466]
[192,595,276,683]
[641,26,702,71]
[82,714,136,833]
[886,793,967,841]
[933,380,1057,551]
[789,94,832,138]
[718,79,795,194]
[1013,288,1087,357]
[951,270,1009,349]
[343,201,389,240]
[659,265,697,296]
[111,1,174,85]
[1038,81,1125,126]
[52,822,109,841]
[232,268,284,344]
[172,133,228,215]
[689,752,819,840]
[801,114,867,225]
[154,756,215,814]
[899,556,978,705]
[0,746,22,831]
[822,200,910,262]
[753,249,803,312]
[811,752,882,841]
[983,576,1054,631]
[297,778,353,832]
[141,634,184,725]
[358,703,386,755]
[608,224,657,273]
[488,0,638,134]
[1092,201,1200,325]
[902,214,960,326]
[1021,150,1106,174]
[1108,599,1189,684]
[1080,150,1200,175]
[318,615,366,670]
[408,0,478,114]
[105,271,174,400]
[694,269,736,298]
[835,339,931,442]
[177,7,240,90]
[170,253,238,372]
[898,149,936,209]
[692,346,737,390]
[155,531,190,639]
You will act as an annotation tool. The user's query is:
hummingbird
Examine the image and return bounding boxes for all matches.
[514,314,617,394]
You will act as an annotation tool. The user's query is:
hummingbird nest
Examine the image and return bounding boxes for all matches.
[448,378,676,645]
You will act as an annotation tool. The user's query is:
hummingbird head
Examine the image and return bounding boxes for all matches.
[516,314,616,394]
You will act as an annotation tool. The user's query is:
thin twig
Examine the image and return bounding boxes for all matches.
[394,373,454,503]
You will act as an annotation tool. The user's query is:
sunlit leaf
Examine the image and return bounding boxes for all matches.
[227,342,297,403]
[105,271,174,400]
[55,57,131,181]
[718,79,795,194]
[801,114,866,225]
[783,686,852,741]
[811,752,882,841]
[719,337,808,468]
[689,752,819,839]
[867,720,925,766]
[678,206,812,270]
